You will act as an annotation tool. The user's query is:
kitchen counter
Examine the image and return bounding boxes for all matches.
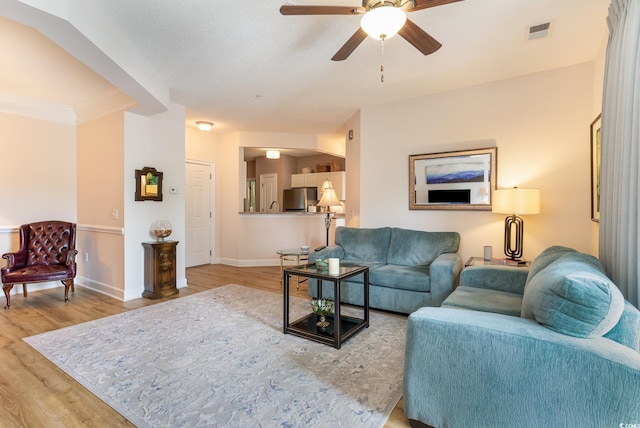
[239,212,344,217]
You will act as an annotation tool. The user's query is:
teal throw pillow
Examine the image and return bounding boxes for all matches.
[521,254,624,338]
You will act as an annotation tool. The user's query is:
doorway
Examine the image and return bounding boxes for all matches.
[260,173,278,212]
[185,161,214,267]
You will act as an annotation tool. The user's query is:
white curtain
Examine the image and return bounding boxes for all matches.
[599,0,640,308]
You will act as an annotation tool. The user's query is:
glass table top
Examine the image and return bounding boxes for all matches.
[284,262,367,278]
[277,248,310,256]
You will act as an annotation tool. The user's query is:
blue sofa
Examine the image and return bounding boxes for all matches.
[308,226,462,314]
[403,246,640,427]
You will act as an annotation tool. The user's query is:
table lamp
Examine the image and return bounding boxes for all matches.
[492,187,540,260]
[317,182,341,246]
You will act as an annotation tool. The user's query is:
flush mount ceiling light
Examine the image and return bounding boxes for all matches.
[360,5,407,40]
[195,121,213,131]
[266,150,280,159]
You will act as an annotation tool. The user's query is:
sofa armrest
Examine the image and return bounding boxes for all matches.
[308,245,344,263]
[404,307,640,427]
[429,253,462,306]
[460,265,528,295]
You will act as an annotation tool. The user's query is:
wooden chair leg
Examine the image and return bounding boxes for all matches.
[3,284,13,309]
[62,279,73,302]
[22,283,27,297]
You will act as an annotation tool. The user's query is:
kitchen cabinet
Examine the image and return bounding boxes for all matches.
[291,171,345,201]
[291,173,316,188]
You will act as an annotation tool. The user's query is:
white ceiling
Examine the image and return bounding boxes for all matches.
[0,0,610,136]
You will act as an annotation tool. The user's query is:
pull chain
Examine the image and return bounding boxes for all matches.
[380,36,385,83]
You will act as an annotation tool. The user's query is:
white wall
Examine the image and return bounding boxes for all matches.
[359,62,596,263]
[123,103,186,300]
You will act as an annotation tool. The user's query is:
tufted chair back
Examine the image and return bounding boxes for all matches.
[1,221,77,308]
[24,222,76,267]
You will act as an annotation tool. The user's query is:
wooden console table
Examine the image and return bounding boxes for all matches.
[142,240,179,299]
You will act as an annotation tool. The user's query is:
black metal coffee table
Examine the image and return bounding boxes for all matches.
[283,262,369,349]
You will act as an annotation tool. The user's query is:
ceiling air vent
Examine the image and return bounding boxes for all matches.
[529,22,551,40]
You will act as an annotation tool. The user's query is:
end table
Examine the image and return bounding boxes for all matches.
[142,240,179,299]
[465,256,530,268]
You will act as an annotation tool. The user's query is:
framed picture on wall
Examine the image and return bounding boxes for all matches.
[409,147,497,211]
[590,114,601,222]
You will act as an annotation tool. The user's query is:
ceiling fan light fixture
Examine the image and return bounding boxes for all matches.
[360,6,407,40]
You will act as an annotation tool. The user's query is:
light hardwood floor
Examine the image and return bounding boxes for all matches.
[0,264,411,427]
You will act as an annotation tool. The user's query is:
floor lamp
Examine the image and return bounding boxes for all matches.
[492,187,540,260]
[317,183,341,246]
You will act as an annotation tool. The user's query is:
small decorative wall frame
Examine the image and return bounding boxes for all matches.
[409,147,497,211]
[590,113,601,222]
[135,167,163,201]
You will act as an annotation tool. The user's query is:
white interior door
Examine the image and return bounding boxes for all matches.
[260,173,278,212]
[186,161,213,267]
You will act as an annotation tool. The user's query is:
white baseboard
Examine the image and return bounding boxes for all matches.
[76,276,125,301]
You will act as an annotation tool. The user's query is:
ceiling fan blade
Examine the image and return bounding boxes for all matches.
[331,27,368,61]
[398,19,442,56]
[408,0,463,12]
[280,5,364,15]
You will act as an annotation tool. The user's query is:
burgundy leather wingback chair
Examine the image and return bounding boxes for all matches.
[1,221,78,309]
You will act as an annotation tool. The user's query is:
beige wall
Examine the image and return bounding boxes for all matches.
[590,34,608,255]
[0,112,77,294]
[76,111,125,299]
[0,113,77,225]
[344,111,361,228]
[77,112,124,226]
[358,62,597,263]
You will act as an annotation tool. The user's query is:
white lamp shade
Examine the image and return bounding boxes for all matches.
[492,188,541,215]
[317,188,341,207]
[360,6,407,40]
[266,150,280,159]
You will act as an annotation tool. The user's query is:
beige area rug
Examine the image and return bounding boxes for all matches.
[24,284,407,427]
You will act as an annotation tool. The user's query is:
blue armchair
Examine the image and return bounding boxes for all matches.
[403,246,640,427]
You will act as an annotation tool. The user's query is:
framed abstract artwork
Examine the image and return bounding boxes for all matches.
[590,113,602,222]
[409,147,497,211]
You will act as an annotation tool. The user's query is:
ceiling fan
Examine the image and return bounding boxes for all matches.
[280,0,463,61]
